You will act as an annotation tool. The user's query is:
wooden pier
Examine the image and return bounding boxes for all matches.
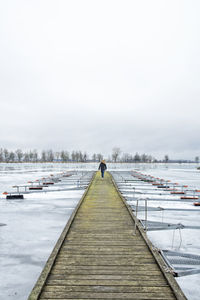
[28,172,186,300]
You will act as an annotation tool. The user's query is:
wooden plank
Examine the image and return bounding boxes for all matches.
[46,279,168,286]
[51,269,162,275]
[60,250,151,255]
[48,274,165,280]
[40,291,175,299]
[52,264,160,272]
[58,252,153,257]
[43,285,173,293]
[40,298,174,300]
[55,257,155,265]
[61,245,148,251]
[64,239,145,244]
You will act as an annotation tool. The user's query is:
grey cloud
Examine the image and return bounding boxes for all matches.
[0,0,200,159]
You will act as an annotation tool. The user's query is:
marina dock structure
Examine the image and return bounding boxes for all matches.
[28,172,186,300]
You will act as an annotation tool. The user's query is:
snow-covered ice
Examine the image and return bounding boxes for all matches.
[0,162,200,299]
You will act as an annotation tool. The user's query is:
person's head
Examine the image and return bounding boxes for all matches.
[102,160,106,164]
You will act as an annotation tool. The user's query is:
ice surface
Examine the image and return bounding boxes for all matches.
[1,163,200,299]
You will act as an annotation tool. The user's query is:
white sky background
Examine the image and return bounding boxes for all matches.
[0,0,200,159]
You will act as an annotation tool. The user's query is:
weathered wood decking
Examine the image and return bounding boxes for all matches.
[28,172,186,300]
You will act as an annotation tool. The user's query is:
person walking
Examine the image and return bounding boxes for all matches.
[98,160,107,178]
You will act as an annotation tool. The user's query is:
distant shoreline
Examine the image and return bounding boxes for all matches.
[0,162,199,164]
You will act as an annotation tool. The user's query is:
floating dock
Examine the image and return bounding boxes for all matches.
[28,172,186,300]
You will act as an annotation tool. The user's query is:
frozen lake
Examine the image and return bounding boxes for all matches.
[0,162,200,299]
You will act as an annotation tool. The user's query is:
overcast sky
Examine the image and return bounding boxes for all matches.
[0,0,200,159]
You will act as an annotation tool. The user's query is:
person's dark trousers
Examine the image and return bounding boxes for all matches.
[101,170,105,178]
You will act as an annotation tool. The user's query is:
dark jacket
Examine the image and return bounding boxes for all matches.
[98,162,107,171]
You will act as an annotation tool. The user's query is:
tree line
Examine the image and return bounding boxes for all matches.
[1,146,196,163]
[0,148,103,163]
[0,147,173,163]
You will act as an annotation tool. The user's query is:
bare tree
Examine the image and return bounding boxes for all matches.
[71,151,76,162]
[147,155,153,163]
[92,153,97,162]
[83,152,88,162]
[64,151,69,161]
[23,152,30,162]
[121,153,132,162]
[0,148,3,162]
[134,153,141,162]
[74,151,80,162]
[32,150,38,162]
[97,153,103,162]
[46,150,54,162]
[55,152,60,161]
[9,151,15,162]
[141,153,148,163]
[61,151,69,162]
[112,147,121,162]
[79,151,83,162]
[164,155,169,163]
[15,149,23,162]
[41,151,47,162]
[3,149,9,163]
[29,151,34,162]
